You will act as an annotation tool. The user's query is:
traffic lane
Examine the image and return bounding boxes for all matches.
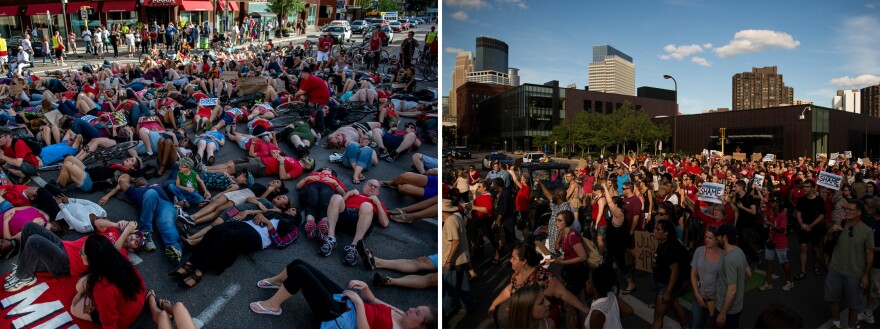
[7,117,438,327]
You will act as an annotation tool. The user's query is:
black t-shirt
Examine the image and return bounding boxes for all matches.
[735,193,758,228]
[494,189,514,219]
[653,238,691,289]
[796,194,825,226]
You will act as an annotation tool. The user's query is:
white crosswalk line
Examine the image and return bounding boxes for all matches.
[193,283,241,326]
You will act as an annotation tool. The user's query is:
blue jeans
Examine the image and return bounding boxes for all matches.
[168,184,205,205]
[442,267,476,317]
[27,93,43,107]
[129,102,150,126]
[692,299,711,329]
[85,40,93,54]
[139,189,181,250]
[59,100,78,117]
[342,142,373,170]
[122,81,147,91]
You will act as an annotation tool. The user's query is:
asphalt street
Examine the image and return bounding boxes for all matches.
[0,25,439,328]
[445,152,879,329]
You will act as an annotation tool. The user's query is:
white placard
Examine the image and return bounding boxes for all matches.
[829,160,837,166]
[199,98,218,107]
[845,151,852,159]
[697,182,726,204]
[753,174,764,189]
[817,171,843,190]
[831,152,839,160]
[762,154,775,162]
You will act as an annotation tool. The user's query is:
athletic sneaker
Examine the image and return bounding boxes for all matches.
[343,244,359,266]
[319,236,337,257]
[165,246,182,264]
[178,208,196,226]
[859,310,876,324]
[4,265,17,284]
[758,282,772,291]
[782,281,794,291]
[304,220,319,240]
[143,232,157,251]
[329,153,342,163]
[3,275,36,292]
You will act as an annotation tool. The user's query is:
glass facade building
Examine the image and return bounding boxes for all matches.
[475,36,508,73]
[592,45,633,64]
[477,82,566,151]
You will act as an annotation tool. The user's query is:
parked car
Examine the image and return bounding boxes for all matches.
[351,20,367,34]
[399,19,412,29]
[388,21,403,32]
[365,26,394,46]
[442,148,453,158]
[324,25,351,42]
[482,152,514,169]
[8,36,43,57]
[453,146,471,159]
[522,152,547,163]
[330,20,350,28]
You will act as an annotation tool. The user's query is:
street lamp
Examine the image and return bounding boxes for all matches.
[798,106,811,120]
[663,75,678,153]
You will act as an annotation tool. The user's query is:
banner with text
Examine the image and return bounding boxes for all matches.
[817,171,843,190]
[753,174,764,189]
[634,231,658,273]
[698,182,726,204]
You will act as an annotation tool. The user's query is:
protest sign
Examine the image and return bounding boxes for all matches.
[238,76,268,94]
[751,153,763,162]
[817,153,827,161]
[220,71,239,81]
[753,174,764,189]
[633,231,658,273]
[817,171,843,190]
[198,98,218,107]
[577,159,587,170]
[762,154,775,162]
[831,153,839,161]
[829,160,837,166]
[732,152,746,161]
[859,158,864,165]
[864,158,873,167]
[845,151,852,159]
[837,153,847,161]
[698,182,726,204]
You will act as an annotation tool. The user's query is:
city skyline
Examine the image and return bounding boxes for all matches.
[442,0,880,114]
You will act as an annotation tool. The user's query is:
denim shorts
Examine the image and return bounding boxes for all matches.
[79,172,94,192]
[764,248,789,263]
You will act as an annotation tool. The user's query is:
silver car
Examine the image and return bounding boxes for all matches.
[324,26,351,42]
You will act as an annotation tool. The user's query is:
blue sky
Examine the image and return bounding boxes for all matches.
[441,0,880,114]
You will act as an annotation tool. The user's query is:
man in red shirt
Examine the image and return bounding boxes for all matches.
[0,129,41,185]
[320,179,389,266]
[206,149,314,180]
[295,66,331,106]
[316,32,334,66]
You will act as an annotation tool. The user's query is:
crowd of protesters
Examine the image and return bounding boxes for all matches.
[0,20,439,328]
[442,151,880,328]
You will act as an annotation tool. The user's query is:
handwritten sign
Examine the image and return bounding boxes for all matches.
[198,98,218,107]
[751,153,763,162]
[837,153,847,161]
[845,151,852,159]
[829,160,837,167]
[863,158,873,167]
[732,152,746,161]
[817,171,843,190]
[753,174,764,189]
[831,152,839,161]
[633,231,658,273]
[859,158,864,165]
[762,154,775,162]
[817,153,827,161]
[220,71,239,81]
[698,182,726,204]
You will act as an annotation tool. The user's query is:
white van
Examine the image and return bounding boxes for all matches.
[522,152,546,163]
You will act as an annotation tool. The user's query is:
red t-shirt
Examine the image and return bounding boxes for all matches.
[301,172,346,193]
[362,303,392,329]
[82,83,98,95]
[592,198,607,227]
[3,139,40,168]
[0,184,30,207]
[682,185,697,202]
[92,270,145,329]
[344,194,388,218]
[560,230,582,261]
[515,186,530,211]
[318,36,334,52]
[299,75,331,105]
[473,193,494,220]
[261,156,303,180]
[769,211,788,249]
[245,138,280,158]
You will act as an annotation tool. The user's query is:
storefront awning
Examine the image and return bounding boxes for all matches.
[143,0,180,7]
[66,2,93,13]
[218,1,239,11]
[26,3,62,15]
[102,1,136,12]
[181,1,213,11]
[0,6,19,16]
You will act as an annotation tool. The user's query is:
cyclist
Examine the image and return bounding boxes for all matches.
[367,25,386,72]
[400,31,419,69]
[316,32,334,68]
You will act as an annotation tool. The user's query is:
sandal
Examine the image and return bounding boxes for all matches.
[814,267,822,276]
[207,155,215,165]
[795,272,807,280]
[390,213,411,224]
[256,279,279,289]
[352,174,365,184]
[389,208,403,215]
[178,270,203,289]
[356,240,376,271]
[249,301,282,316]
[169,262,194,279]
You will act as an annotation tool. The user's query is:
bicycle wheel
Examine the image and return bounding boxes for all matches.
[270,115,306,128]
[351,49,368,70]
[330,45,342,58]
[275,102,308,116]
[377,50,392,72]
[421,59,437,82]
[138,52,148,62]
[337,106,374,125]
[103,141,140,161]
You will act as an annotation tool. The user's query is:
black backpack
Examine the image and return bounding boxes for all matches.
[12,137,43,157]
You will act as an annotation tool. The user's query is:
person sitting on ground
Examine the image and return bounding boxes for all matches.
[357,240,437,290]
[317,179,389,266]
[0,128,42,185]
[70,233,146,328]
[171,209,298,288]
[250,258,437,329]
[168,157,209,209]
[373,122,421,162]
[297,167,347,240]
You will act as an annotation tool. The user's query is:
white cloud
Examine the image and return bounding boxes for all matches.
[497,0,527,8]
[714,30,801,58]
[703,43,713,49]
[451,11,469,21]
[691,56,711,66]
[659,44,705,60]
[839,16,880,74]
[830,74,880,87]
[444,0,489,9]
[445,47,468,54]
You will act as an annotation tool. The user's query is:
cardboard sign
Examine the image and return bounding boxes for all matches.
[831,152,839,160]
[829,160,837,166]
[198,98,218,107]
[220,71,239,81]
[863,158,873,167]
[577,159,587,170]
[762,154,775,162]
[751,153,763,162]
[753,174,764,189]
[817,171,843,190]
[633,231,658,273]
[616,155,624,163]
[698,182,726,204]
[732,152,746,161]
[845,151,852,159]
[43,110,63,126]
[238,76,269,94]
[836,153,846,161]
[859,158,864,165]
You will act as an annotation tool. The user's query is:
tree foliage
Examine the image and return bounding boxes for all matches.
[537,101,670,156]
[377,0,399,11]
[268,0,306,22]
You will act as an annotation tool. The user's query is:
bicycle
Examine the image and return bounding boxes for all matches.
[417,54,437,82]
[38,141,139,171]
[336,101,376,125]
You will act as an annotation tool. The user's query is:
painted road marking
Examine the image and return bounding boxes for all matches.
[618,293,679,328]
[193,283,241,327]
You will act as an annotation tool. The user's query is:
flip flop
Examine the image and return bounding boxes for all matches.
[814,267,822,276]
[256,279,279,289]
[249,301,282,316]
[795,272,807,280]
[390,213,411,224]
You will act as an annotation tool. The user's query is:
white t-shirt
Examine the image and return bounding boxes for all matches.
[20,39,31,51]
[93,31,102,42]
[584,293,623,329]
[125,33,135,45]
[245,218,281,249]
[82,30,92,41]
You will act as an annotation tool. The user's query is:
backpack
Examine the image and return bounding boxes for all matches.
[12,137,43,157]
[565,230,602,269]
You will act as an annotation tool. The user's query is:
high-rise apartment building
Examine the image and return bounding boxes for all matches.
[731,66,793,111]
[475,37,509,72]
[862,84,880,118]
[587,45,635,96]
[449,51,474,117]
[833,89,861,114]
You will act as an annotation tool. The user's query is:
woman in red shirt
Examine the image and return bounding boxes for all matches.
[250,259,436,329]
[71,234,145,329]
